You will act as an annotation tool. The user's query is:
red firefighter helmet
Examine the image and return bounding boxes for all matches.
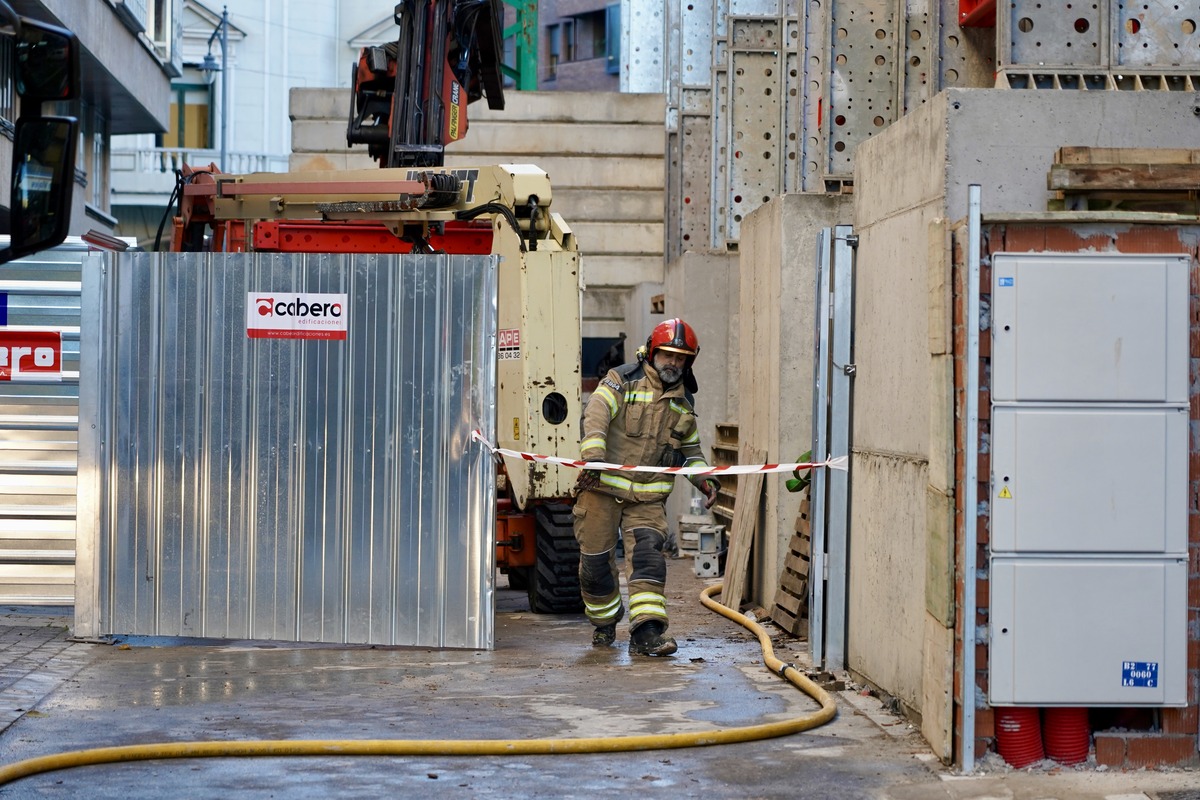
[646,318,700,368]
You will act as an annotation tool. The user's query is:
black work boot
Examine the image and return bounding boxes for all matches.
[629,620,677,657]
[592,622,617,647]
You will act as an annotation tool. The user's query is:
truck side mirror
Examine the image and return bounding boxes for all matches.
[15,18,79,101]
[0,13,81,264]
[6,116,78,261]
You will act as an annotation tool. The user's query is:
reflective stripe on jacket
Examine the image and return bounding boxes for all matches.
[579,360,709,503]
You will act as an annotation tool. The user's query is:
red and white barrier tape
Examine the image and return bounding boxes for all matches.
[470,430,847,476]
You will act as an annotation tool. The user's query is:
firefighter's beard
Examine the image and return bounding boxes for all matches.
[657,364,683,385]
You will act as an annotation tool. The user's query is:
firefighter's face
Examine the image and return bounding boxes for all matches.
[653,350,687,384]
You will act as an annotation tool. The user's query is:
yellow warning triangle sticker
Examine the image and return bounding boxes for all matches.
[998,486,1012,499]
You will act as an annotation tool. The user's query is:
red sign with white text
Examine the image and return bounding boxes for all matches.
[498,328,521,361]
[0,330,62,381]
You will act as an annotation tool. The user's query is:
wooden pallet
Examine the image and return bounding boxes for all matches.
[710,422,739,529]
[770,487,811,637]
[1047,146,1200,215]
[720,446,765,611]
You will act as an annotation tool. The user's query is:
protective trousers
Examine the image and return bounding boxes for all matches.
[572,489,670,634]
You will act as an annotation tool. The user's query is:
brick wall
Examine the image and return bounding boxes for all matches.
[953,220,1200,769]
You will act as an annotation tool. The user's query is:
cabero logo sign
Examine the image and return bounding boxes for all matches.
[246,292,349,340]
[0,330,62,381]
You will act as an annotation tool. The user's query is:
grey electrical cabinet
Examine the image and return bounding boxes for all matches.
[991,254,1189,404]
[990,557,1187,705]
[989,253,1189,707]
[990,407,1188,554]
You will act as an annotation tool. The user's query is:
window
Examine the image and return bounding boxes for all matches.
[587,11,605,58]
[90,108,107,208]
[605,4,620,75]
[0,36,13,132]
[563,20,576,62]
[166,84,213,149]
[547,24,559,80]
[503,35,516,88]
[147,0,178,69]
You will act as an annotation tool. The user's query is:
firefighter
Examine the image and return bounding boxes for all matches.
[573,318,720,656]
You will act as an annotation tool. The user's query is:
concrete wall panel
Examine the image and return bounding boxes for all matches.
[850,210,937,457]
[583,255,664,287]
[289,152,376,172]
[661,250,740,550]
[665,250,741,431]
[553,189,666,221]
[291,88,666,125]
[922,609,954,761]
[848,92,953,730]
[854,96,948,226]
[453,123,665,157]
[737,193,850,607]
[571,222,664,256]
[292,120,661,158]
[846,453,927,711]
[942,89,1200,221]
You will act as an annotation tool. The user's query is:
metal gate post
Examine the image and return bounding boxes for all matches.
[809,228,832,663]
[825,224,855,671]
[962,184,982,772]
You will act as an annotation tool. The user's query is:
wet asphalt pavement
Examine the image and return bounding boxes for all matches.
[1,557,1197,799]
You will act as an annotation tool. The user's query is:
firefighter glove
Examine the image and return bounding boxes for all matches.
[574,464,602,495]
[699,477,721,509]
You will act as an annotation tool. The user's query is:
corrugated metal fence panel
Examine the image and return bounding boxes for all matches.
[77,252,497,649]
[0,240,91,605]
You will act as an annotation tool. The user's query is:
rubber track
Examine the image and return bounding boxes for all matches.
[528,502,584,613]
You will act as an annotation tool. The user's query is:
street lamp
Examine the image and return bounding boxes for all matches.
[198,6,229,172]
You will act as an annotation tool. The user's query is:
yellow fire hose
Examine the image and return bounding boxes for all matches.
[0,584,836,786]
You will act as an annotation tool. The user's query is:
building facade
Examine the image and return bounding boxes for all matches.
[538,0,620,91]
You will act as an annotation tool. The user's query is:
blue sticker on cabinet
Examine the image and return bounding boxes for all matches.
[1122,661,1158,688]
[998,277,1014,287]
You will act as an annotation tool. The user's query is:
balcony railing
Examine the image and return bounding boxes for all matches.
[114,146,290,176]
[111,146,293,206]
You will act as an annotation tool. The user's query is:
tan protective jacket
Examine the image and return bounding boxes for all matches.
[580,359,710,502]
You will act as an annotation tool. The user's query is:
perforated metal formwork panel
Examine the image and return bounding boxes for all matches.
[76,252,498,649]
[712,66,731,247]
[625,0,666,91]
[783,46,802,192]
[1114,1,1200,68]
[902,2,934,110]
[679,99,714,256]
[827,0,901,177]
[725,18,786,244]
[997,0,1200,71]
[939,0,996,90]
[799,0,830,191]
[664,0,991,248]
[998,2,1105,69]
[679,0,715,87]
